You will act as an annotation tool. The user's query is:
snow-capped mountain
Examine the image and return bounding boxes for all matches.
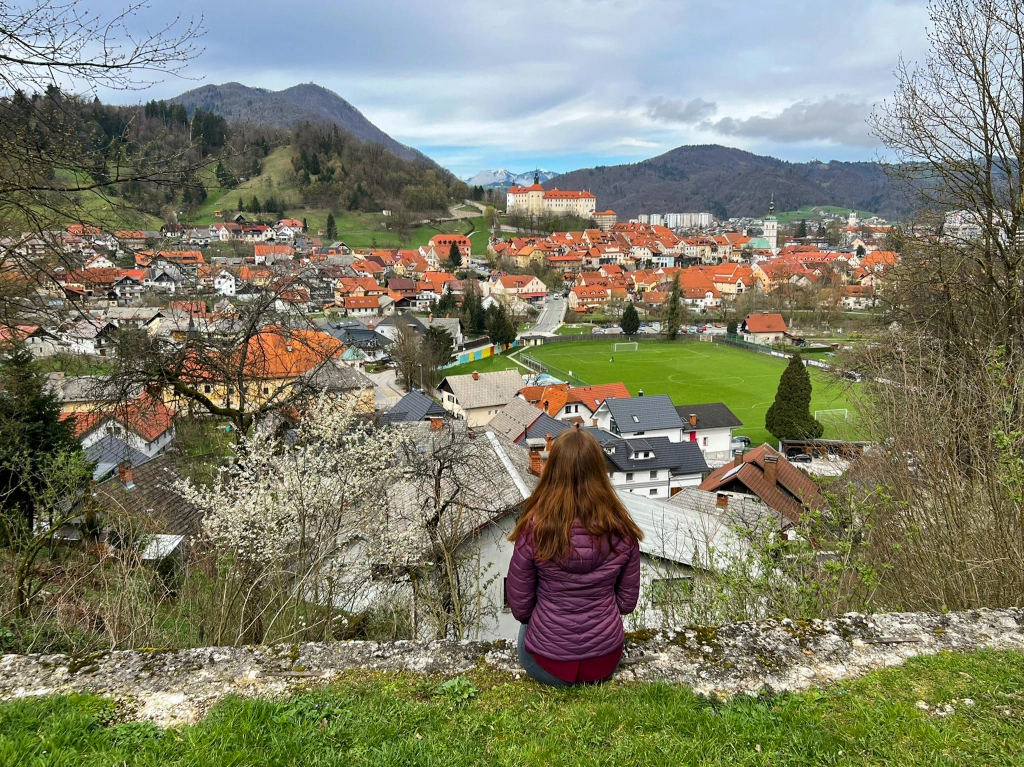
[465,169,560,188]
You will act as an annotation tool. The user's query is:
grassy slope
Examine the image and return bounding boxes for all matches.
[442,352,525,378]
[1,651,1022,766]
[775,205,877,224]
[186,146,491,253]
[527,340,856,445]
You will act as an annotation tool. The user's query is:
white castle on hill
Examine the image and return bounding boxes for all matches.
[507,172,597,218]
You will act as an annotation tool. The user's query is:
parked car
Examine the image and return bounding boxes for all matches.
[790,453,813,463]
[732,435,752,446]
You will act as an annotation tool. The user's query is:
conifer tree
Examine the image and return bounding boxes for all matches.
[460,279,485,335]
[620,302,640,335]
[663,273,685,339]
[796,219,808,238]
[448,241,463,269]
[765,354,824,441]
[326,213,337,241]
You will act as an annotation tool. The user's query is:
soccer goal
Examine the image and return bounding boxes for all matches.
[612,342,639,352]
[814,409,850,422]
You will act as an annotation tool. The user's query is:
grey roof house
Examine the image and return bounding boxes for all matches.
[594,394,685,441]
[382,390,447,424]
[437,369,525,427]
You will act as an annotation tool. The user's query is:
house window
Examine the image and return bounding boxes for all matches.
[502,577,510,611]
[263,387,270,396]
[702,437,708,447]
[650,470,658,480]
[625,472,634,482]
[649,488,658,496]
[565,405,572,414]
[635,431,645,436]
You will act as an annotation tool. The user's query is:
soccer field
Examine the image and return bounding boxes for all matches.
[526,340,858,446]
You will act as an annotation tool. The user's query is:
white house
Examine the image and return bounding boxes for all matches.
[674,403,744,463]
[76,393,177,460]
[593,394,685,442]
[214,270,237,297]
[436,369,524,427]
[601,436,709,499]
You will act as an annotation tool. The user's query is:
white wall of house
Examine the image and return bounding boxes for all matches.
[81,421,174,458]
[683,427,735,462]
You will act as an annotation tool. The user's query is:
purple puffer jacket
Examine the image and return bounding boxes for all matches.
[506,519,641,661]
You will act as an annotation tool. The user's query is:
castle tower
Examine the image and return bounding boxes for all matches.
[848,209,858,229]
[763,194,779,253]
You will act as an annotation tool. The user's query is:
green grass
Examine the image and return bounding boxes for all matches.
[186,147,491,253]
[2,650,1022,766]
[527,340,857,445]
[775,205,878,224]
[441,352,525,378]
[556,323,598,336]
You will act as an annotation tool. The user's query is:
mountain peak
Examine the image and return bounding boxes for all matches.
[169,82,429,164]
[466,168,560,187]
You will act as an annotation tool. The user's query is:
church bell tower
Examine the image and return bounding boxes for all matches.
[764,194,779,253]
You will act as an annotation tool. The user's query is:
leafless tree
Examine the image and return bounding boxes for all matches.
[846,0,1024,610]
[0,1,205,324]
[107,279,343,441]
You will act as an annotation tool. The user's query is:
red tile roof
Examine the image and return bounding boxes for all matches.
[744,313,789,334]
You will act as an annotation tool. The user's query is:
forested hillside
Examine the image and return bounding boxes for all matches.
[550,145,911,220]
[0,89,466,229]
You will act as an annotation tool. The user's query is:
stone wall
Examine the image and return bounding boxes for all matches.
[1,608,1022,727]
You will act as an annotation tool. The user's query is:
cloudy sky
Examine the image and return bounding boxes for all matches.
[104,0,931,178]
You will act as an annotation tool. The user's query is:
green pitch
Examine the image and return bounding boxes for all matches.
[527,340,858,446]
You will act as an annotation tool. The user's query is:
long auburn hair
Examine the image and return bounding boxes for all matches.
[509,427,643,562]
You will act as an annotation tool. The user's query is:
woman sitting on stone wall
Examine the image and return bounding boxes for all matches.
[505,427,643,686]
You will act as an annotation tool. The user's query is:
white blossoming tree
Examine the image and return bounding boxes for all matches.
[176,396,406,645]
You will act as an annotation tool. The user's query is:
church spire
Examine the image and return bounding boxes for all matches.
[534,169,540,185]
[768,193,775,216]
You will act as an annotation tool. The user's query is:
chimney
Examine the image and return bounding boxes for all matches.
[689,413,698,427]
[545,433,553,452]
[529,448,545,477]
[733,449,745,467]
[763,453,779,487]
[716,493,729,509]
[429,416,443,431]
[118,461,135,489]
[472,371,479,381]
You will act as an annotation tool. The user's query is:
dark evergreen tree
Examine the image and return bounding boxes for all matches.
[215,160,236,188]
[796,219,808,238]
[663,273,685,339]
[460,280,486,335]
[727,319,738,335]
[249,196,261,214]
[0,348,86,537]
[620,302,640,335]
[302,218,308,233]
[448,241,462,269]
[326,213,337,240]
[765,354,824,441]
[485,303,516,348]
[435,284,459,316]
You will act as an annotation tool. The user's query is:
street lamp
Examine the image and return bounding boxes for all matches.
[418,363,424,392]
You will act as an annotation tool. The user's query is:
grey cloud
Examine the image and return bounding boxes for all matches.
[701,98,876,146]
[646,97,717,124]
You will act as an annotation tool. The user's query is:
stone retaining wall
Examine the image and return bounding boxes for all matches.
[1,608,1022,727]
